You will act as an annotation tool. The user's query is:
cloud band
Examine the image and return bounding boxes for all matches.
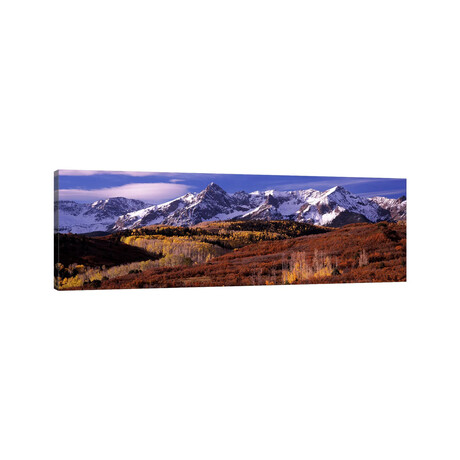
[58,182,191,203]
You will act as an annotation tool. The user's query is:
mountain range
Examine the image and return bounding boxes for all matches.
[55,183,406,234]
[55,197,149,234]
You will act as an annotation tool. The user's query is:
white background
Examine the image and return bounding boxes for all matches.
[1,1,459,459]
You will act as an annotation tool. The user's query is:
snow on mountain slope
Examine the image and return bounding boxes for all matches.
[55,197,149,233]
[112,183,255,229]
[296,186,391,226]
[55,184,406,233]
[370,195,407,221]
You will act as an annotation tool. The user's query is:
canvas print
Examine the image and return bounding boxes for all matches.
[54,170,407,290]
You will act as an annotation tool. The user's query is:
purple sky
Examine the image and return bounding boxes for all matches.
[56,170,407,204]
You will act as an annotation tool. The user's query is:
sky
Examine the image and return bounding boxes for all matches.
[56,170,407,204]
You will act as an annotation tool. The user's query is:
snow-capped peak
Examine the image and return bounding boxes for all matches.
[205,182,225,192]
[325,185,346,194]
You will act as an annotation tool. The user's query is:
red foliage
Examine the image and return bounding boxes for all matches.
[93,222,406,290]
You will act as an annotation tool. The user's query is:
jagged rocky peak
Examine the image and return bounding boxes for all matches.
[203,182,226,193]
[265,194,279,206]
[90,196,146,207]
[327,185,346,193]
[323,185,353,199]
[85,197,148,216]
[232,190,251,205]
[196,183,229,203]
[233,190,250,199]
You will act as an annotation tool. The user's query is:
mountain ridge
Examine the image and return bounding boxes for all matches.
[54,197,150,234]
[55,184,406,233]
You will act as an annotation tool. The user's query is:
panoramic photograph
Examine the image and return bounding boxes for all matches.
[54,170,407,290]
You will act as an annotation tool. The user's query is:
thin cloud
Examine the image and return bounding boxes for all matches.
[58,182,191,203]
[275,178,395,191]
[359,189,407,197]
[58,170,158,177]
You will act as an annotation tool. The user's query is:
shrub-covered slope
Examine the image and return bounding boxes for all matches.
[92,222,406,290]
